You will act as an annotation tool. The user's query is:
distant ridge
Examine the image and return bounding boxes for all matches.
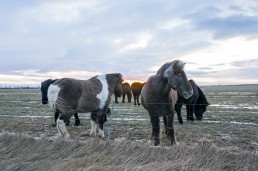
[0,84,40,89]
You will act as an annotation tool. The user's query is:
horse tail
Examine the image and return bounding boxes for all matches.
[47,84,61,110]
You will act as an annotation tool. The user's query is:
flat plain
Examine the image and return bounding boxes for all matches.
[0,84,258,152]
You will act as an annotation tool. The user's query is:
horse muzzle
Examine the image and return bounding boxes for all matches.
[182,90,193,99]
[42,100,48,104]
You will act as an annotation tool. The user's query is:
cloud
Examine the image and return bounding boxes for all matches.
[0,0,258,85]
[230,58,258,67]
[188,4,258,39]
[118,33,153,53]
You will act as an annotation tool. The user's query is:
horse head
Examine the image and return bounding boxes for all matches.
[194,86,210,120]
[165,60,193,99]
[113,73,124,97]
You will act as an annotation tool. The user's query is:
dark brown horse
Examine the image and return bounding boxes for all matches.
[141,60,193,146]
[115,82,132,103]
[175,79,209,124]
[47,73,123,139]
[131,82,145,106]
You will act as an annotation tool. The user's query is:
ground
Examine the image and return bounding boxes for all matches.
[0,84,258,151]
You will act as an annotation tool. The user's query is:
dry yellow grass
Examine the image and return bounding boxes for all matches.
[1,133,258,171]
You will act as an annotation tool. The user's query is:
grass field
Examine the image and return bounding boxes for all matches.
[0,84,258,152]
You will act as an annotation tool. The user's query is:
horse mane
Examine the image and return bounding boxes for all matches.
[156,60,185,78]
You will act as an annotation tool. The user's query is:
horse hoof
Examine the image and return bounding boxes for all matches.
[178,117,184,124]
[64,133,70,140]
[153,137,160,146]
[74,120,81,126]
[98,135,105,139]
[171,141,178,145]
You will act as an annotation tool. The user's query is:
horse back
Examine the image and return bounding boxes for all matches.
[122,82,131,94]
[53,78,101,113]
[131,82,145,95]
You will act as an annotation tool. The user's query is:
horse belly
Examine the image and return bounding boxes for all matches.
[77,98,99,113]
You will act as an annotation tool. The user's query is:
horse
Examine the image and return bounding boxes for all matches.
[47,73,123,139]
[115,82,132,103]
[131,82,145,106]
[141,60,193,146]
[175,79,209,124]
[40,79,81,126]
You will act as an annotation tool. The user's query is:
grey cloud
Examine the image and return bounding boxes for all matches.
[202,15,258,38]
[188,5,258,39]
[230,58,258,67]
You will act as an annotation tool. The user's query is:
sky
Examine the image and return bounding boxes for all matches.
[0,0,258,86]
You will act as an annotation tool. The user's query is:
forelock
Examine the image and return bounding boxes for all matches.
[176,60,185,68]
[163,60,185,77]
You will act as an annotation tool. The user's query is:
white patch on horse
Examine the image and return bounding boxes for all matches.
[90,120,97,136]
[98,128,105,138]
[56,118,70,139]
[47,84,61,110]
[164,67,172,78]
[96,75,109,108]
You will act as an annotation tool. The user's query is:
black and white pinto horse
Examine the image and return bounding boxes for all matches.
[41,79,80,126]
[175,79,209,124]
[47,73,123,139]
[141,60,193,146]
[131,82,145,106]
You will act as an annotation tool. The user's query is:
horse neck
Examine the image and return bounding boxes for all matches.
[105,77,117,96]
[155,76,171,96]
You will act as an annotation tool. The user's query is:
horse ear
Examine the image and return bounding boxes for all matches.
[173,60,185,70]
[118,73,124,82]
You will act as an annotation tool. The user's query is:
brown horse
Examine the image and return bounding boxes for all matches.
[48,73,123,139]
[141,60,193,146]
[131,82,145,106]
[115,82,132,103]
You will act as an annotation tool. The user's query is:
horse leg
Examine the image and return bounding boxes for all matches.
[137,96,140,106]
[186,104,194,121]
[133,95,137,105]
[166,114,177,145]
[163,115,168,135]
[115,95,119,104]
[97,109,106,138]
[150,115,160,146]
[122,93,125,103]
[90,111,98,137]
[52,109,59,126]
[74,113,80,126]
[56,114,70,139]
[128,93,132,103]
[175,103,183,124]
[65,118,70,126]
